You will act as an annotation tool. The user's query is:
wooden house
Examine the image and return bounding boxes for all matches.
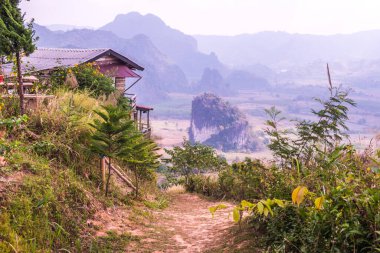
[1,48,153,136]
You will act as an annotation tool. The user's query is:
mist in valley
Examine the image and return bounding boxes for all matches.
[22,3,380,158]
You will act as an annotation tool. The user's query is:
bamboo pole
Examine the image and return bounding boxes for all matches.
[101,157,106,191]
[104,157,136,191]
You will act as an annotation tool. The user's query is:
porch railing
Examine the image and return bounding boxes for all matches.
[124,93,137,110]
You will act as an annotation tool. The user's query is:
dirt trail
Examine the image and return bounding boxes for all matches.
[89,192,236,252]
[148,193,235,253]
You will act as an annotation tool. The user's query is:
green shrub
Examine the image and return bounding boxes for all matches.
[185,158,293,201]
[260,183,380,252]
[143,195,169,210]
[31,140,57,156]
[164,139,228,184]
[50,63,115,97]
[185,174,223,198]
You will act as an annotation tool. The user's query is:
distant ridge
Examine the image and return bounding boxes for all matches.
[195,30,380,68]
[47,24,95,32]
[100,12,226,80]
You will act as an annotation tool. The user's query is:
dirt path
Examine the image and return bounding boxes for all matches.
[88,192,236,252]
[147,193,235,253]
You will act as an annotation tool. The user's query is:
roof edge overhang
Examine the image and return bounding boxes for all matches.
[89,49,144,71]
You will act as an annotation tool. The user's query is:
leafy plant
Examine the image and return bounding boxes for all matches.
[143,195,169,210]
[122,135,160,198]
[164,139,227,184]
[209,204,228,218]
[50,63,115,97]
[89,105,135,196]
[0,114,28,132]
[265,85,355,165]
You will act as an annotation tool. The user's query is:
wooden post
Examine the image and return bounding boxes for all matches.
[16,51,25,115]
[147,110,150,130]
[101,157,106,191]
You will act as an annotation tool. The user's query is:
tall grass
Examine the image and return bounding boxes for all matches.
[0,90,138,252]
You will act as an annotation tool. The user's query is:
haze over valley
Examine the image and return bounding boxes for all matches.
[32,12,380,157]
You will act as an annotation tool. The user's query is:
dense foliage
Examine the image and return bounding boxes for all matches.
[50,63,115,97]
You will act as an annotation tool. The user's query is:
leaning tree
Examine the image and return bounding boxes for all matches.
[0,0,36,115]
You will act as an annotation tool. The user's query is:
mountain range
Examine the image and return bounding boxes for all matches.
[34,12,271,103]
[46,24,95,32]
[100,12,225,80]
[33,12,380,104]
[196,31,380,87]
[196,31,380,69]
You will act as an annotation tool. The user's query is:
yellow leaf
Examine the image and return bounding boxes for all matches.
[232,207,240,223]
[257,202,264,214]
[241,200,253,209]
[263,208,269,217]
[262,200,274,216]
[209,204,227,218]
[292,186,301,204]
[274,199,285,208]
[314,196,325,210]
[292,186,308,206]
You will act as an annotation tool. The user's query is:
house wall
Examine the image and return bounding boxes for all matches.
[95,56,127,93]
[95,55,119,66]
[115,77,126,93]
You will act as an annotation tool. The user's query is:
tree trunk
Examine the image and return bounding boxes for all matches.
[105,158,112,196]
[15,51,25,115]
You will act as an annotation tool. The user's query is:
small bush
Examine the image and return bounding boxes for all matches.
[50,63,115,97]
[143,195,169,210]
[185,174,223,198]
[185,158,293,201]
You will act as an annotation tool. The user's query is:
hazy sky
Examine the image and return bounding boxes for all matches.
[20,0,380,35]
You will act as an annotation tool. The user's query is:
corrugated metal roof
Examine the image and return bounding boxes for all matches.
[2,48,144,75]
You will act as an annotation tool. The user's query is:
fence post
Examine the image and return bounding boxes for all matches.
[101,156,106,191]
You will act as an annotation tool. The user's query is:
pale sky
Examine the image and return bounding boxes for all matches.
[20,0,380,35]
